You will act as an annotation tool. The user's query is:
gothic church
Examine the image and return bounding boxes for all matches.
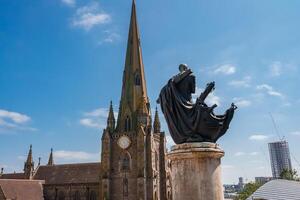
[0,1,171,200]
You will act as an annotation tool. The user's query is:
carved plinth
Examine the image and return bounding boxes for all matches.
[168,142,224,200]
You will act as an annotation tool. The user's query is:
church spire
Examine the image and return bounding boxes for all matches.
[116,0,150,132]
[24,144,34,179]
[153,107,161,133]
[47,148,54,166]
[107,101,115,131]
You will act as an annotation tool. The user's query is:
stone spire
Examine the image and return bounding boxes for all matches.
[47,148,54,166]
[24,144,34,178]
[107,101,115,131]
[153,107,161,133]
[116,0,150,132]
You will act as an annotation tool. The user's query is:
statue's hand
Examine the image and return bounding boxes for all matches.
[231,103,238,110]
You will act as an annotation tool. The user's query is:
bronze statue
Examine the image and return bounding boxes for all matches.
[158,64,237,144]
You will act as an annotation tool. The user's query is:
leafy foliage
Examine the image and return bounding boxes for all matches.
[234,182,262,200]
[280,169,299,181]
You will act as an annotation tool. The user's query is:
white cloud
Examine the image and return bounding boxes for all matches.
[234,152,246,156]
[234,151,259,156]
[0,109,30,124]
[249,134,270,141]
[61,0,75,7]
[256,84,284,98]
[228,76,251,88]
[80,107,117,129]
[0,109,36,133]
[54,150,99,162]
[233,98,252,108]
[79,118,104,129]
[290,131,300,136]
[249,152,259,156]
[101,30,121,44]
[84,108,109,118]
[72,2,111,31]
[213,64,236,75]
[269,61,282,77]
[193,87,221,106]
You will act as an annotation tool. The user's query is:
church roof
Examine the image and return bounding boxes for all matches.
[0,179,44,200]
[0,172,26,179]
[33,162,100,184]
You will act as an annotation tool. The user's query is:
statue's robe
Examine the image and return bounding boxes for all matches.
[158,72,235,144]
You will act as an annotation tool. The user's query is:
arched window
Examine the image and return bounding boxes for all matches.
[58,191,65,200]
[121,153,130,171]
[167,191,171,200]
[154,191,158,200]
[73,190,80,200]
[89,191,97,200]
[135,73,141,85]
[124,116,131,132]
[123,177,128,196]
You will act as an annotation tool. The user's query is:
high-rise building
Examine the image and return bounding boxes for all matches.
[268,141,292,178]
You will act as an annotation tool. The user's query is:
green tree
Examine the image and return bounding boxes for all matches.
[234,182,262,200]
[280,169,299,181]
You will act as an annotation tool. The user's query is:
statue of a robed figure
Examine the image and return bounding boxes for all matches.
[158,64,237,144]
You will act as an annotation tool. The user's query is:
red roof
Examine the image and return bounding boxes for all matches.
[0,179,44,200]
[33,162,100,184]
[0,173,26,179]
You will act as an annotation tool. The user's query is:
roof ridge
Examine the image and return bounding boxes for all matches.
[38,162,100,167]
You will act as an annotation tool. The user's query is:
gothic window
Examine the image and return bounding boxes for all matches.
[89,191,97,200]
[135,73,141,85]
[123,177,128,196]
[121,153,131,171]
[73,191,80,200]
[58,191,65,200]
[154,191,158,200]
[167,191,171,200]
[124,116,131,132]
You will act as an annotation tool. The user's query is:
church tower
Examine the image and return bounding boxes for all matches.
[100,1,167,199]
[24,145,34,179]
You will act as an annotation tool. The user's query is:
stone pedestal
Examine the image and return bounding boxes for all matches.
[168,142,224,200]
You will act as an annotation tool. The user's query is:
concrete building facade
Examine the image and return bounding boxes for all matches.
[268,140,292,178]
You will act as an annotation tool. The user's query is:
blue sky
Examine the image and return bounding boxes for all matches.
[0,0,300,184]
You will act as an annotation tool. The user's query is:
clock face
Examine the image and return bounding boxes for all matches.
[117,135,131,149]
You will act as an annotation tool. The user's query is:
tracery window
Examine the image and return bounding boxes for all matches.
[58,191,65,200]
[121,153,131,171]
[89,191,97,200]
[124,116,131,132]
[73,190,80,200]
[123,177,128,197]
[135,73,141,85]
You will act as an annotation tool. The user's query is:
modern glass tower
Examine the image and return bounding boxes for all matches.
[268,141,292,178]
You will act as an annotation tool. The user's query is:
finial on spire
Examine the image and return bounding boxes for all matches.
[116,0,150,132]
[107,101,115,132]
[47,148,54,166]
[24,144,34,178]
[153,106,161,133]
[38,157,41,166]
